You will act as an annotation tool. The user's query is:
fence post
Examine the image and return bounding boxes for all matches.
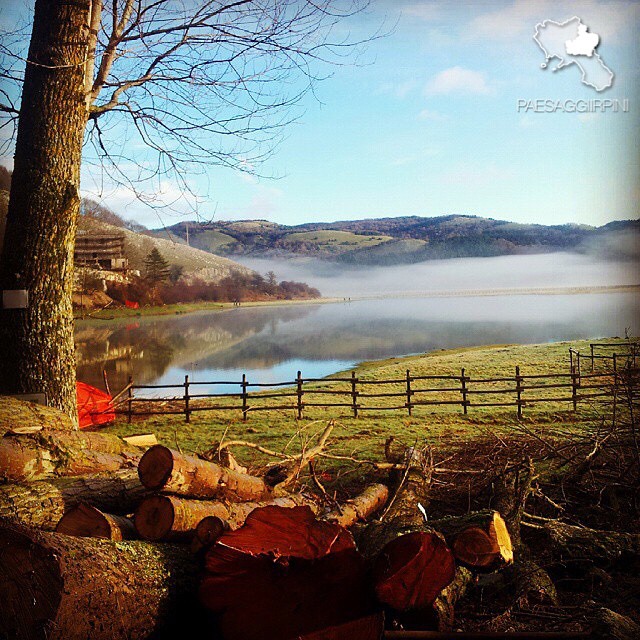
[127,375,133,423]
[569,349,574,377]
[571,365,578,411]
[612,353,618,400]
[460,368,468,415]
[296,370,303,420]
[351,371,358,418]
[590,344,594,372]
[241,374,248,422]
[515,365,522,419]
[406,369,412,416]
[184,374,190,423]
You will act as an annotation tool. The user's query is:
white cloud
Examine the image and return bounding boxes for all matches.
[425,67,494,96]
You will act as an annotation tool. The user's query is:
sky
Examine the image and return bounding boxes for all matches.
[1,0,639,229]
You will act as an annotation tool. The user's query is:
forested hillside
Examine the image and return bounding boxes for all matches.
[156,215,640,265]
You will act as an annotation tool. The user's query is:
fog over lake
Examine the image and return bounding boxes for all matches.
[233,253,640,298]
[76,253,640,395]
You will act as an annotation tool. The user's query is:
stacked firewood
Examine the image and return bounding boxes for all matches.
[0,404,520,640]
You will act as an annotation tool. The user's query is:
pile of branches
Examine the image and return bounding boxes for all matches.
[1,385,639,640]
[0,408,515,640]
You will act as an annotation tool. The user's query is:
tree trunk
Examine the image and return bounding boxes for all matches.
[0,0,92,419]
[0,468,149,529]
[0,430,141,482]
[56,503,136,540]
[138,444,270,501]
[0,520,204,640]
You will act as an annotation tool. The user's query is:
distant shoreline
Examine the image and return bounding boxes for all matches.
[345,283,640,301]
[76,283,639,321]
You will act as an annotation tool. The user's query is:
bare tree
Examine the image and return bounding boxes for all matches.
[0,0,372,417]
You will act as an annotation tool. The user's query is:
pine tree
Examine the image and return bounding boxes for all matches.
[144,248,170,285]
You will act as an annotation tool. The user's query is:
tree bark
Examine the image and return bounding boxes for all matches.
[56,503,136,540]
[0,430,141,482]
[358,448,456,613]
[0,0,92,418]
[523,518,640,564]
[0,520,204,640]
[135,494,230,541]
[138,444,270,501]
[0,468,149,529]
[323,483,389,528]
[135,493,316,541]
[0,396,76,433]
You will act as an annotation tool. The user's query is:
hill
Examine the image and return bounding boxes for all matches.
[154,215,640,266]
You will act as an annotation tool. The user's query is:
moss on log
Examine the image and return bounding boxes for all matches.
[0,430,140,483]
[0,520,204,640]
[0,468,149,529]
[0,396,76,434]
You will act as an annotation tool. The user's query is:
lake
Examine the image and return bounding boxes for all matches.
[75,253,640,396]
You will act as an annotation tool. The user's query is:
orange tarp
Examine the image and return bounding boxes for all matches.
[77,381,115,429]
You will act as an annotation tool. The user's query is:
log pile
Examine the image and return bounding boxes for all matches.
[6,401,632,638]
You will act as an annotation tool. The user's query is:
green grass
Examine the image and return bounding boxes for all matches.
[283,230,392,251]
[190,230,236,253]
[107,339,622,480]
[76,296,340,321]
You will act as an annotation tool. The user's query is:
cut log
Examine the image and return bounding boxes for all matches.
[324,483,389,528]
[135,494,230,541]
[191,515,231,553]
[200,505,377,640]
[0,520,204,640]
[523,517,640,564]
[429,510,513,570]
[0,430,140,483]
[138,444,270,500]
[0,468,149,530]
[371,529,456,611]
[0,396,76,434]
[359,445,455,614]
[56,503,136,540]
[135,493,316,541]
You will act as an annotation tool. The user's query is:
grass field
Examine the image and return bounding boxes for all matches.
[283,230,393,252]
[107,338,624,487]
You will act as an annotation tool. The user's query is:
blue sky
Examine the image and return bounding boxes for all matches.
[2,1,639,229]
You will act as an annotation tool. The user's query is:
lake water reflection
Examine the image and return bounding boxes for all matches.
[75,289,640,396]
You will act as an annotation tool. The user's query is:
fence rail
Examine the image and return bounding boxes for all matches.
[115,356,632,424]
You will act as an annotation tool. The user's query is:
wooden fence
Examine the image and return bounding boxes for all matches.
[117,357,625,423]
[570,342,639,373]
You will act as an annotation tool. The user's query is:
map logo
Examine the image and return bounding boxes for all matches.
[533,17,614,92]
